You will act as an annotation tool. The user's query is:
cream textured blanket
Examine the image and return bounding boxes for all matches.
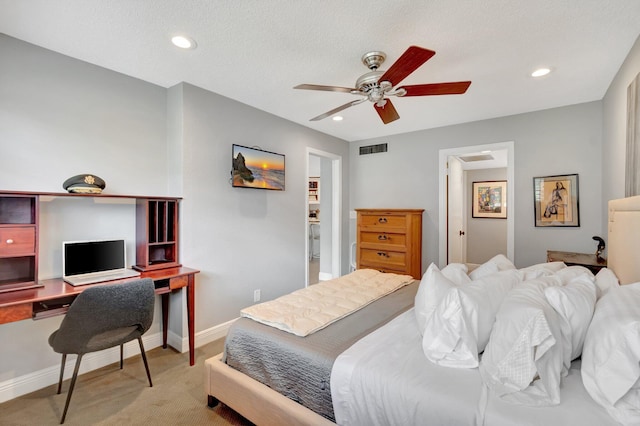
[240,269,414,337]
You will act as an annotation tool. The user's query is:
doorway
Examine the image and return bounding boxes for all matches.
[438,142,514,268]
[306,148,342,286]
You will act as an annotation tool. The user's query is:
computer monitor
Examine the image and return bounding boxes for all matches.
[62,239,139,285]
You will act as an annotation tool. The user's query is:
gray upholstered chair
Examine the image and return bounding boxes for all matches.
[48,278,155,424]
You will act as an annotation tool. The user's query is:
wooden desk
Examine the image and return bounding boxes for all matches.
[0,266,200,366]
[546,250,607,274]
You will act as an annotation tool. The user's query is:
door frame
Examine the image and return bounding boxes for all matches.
[306,148,342,286]
[438,141,515,268]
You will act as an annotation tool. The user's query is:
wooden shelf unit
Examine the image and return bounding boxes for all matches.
[0,190,182,292]
[135,199,181,271]
[355,209,424,280]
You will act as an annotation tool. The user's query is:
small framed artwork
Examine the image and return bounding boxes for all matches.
[472,181,507,219]
[533,174,579,227]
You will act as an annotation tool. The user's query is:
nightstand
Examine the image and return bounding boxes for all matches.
[546,250,607,274]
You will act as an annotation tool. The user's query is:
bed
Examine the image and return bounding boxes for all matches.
[204,195,640,426]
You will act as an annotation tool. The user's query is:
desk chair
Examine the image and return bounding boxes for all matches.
[48,278,155,424]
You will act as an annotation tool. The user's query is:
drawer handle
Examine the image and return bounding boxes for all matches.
[378,217,388,223]
[6,239,14,244]
[377,252,389,258]
[378,234,389,241]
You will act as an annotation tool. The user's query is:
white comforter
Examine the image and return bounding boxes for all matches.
[330,309,618,426]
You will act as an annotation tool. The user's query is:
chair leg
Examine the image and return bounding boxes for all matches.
[138,337,153,387]
[56,354,67,394]
[120,344,124,369]
[60,354,83,424]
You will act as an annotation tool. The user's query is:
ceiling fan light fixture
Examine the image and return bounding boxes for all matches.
[295,46,471,125]
[171,35,197,49]
[531,67,551,78]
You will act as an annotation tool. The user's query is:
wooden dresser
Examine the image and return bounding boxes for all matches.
[355,209,424,280]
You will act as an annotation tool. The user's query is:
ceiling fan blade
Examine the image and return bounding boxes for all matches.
[294,84,356,93]
[400,81,472,97]
[309,99,366,121]
[378,46,436,87]
[374,99,400,124]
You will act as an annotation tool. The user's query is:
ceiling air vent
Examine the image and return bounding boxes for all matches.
[359,143,388,155]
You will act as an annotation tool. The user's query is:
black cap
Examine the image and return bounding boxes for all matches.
[62,174,106,194]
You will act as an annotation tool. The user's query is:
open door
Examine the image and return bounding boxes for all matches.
[438,142,514,268]
[306,148,342,286]
[447,156,466,264]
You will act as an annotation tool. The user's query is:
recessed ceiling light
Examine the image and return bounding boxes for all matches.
[171,35,197,49]
[332,116,343,121]
[531,68,551,78]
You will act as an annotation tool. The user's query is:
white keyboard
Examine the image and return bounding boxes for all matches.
[65,269,141,286]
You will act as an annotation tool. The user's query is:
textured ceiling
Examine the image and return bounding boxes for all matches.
[1,0,640,142]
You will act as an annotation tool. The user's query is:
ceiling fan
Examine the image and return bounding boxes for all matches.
[294,46,471,124]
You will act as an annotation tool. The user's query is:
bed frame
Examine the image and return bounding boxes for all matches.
[205,353,334,426]
[204,195,640,426]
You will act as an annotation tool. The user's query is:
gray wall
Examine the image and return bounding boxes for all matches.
[350,101,603,269]
[1,28,639,399]
[0,35,349,384]
[0,34,169,383]
[466,168,508,264]
[176,82,350,332]
[603,34,640,231]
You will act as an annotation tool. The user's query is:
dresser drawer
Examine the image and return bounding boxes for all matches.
[359,261,407,275]
[359,213,407,230]
[0,227,36,256]
[359,248,407,270]
[359,231,406,249]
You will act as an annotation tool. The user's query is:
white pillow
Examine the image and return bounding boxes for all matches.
[440,263,471,286]
[479,275,564,406]
[422,269,522,368]
[519,261,567,280]
[582,282,640,425]
[414,263,461,335]
[554,265,593,284]
[594,267,620,299]
[469,254,515,280]
[544,274,596,373]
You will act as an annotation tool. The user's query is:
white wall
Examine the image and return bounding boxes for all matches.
[350,101,603,269]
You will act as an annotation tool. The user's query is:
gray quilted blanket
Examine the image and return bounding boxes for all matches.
[223,281,418,421]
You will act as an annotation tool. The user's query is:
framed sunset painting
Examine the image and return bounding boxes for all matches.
[232,144,285,190]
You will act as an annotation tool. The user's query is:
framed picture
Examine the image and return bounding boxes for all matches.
[472,181,507,219]
[533,174,579,227]
[232,144,285,190]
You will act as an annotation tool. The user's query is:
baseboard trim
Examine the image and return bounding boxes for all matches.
[165,318,235,353]
[0,319,235,404]
[318,272,333,281]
